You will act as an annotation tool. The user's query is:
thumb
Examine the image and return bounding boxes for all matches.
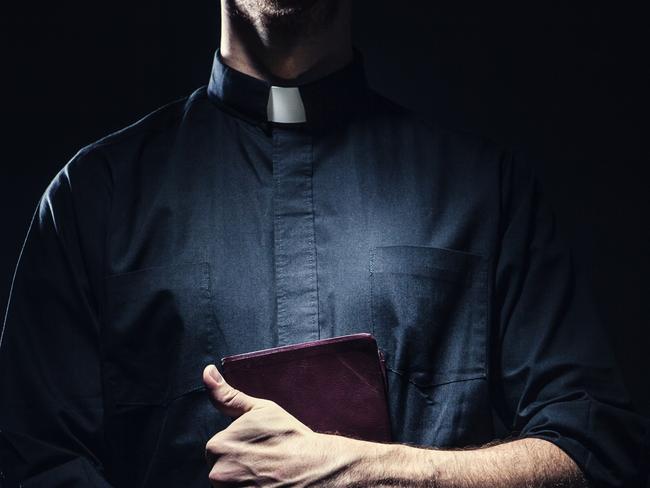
[202,364,263,418]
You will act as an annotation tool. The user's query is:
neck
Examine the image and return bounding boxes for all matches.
[219,0,353,84]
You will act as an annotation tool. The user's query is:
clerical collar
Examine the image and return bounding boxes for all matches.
[207,47,369,131]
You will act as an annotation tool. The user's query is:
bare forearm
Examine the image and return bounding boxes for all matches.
[327,435,588,488]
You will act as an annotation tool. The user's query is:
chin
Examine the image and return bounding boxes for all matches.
[245,0,329,18]
[265,0,322,9]
[233,0,341,35]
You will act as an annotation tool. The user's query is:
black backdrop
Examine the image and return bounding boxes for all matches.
[1,2,648,422]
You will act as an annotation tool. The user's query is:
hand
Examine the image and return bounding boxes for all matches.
[202,364,362,487]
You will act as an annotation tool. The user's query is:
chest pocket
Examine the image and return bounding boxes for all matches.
[102,262,215,407]
[370,246,488,388]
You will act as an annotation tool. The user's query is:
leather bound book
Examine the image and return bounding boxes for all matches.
[220,333,392,443]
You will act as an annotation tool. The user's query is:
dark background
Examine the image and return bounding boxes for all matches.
[1,0,648,423]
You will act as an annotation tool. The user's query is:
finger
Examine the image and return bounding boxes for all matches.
[202,364,263,417]
[204,432,227,468]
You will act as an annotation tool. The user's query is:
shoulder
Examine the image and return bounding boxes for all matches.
[88,87,208,150]
[73,86,209,163]
[364,88,511,168]
[42,87,210,210]
[362,88,540,217]
[53,86,209,186]
[362,88,527,199]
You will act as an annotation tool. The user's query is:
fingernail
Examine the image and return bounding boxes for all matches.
[209,365,223,384]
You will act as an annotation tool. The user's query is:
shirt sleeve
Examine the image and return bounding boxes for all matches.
[491,151,650,488]
[0,146,114,487]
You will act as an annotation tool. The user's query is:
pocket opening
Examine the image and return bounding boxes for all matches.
[370,245,488,388]
[102,262,215,407]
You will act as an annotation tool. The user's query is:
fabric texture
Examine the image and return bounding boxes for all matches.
[0,47,647,487]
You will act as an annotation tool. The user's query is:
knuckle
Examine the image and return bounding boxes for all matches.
[222,387,241,404]
[256,398,276,410]
[204,446,213,465]
[205,439,215,454]
[208,467,228,483]
[204,438,220,464]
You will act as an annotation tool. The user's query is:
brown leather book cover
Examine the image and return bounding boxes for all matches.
[220,333,392,443]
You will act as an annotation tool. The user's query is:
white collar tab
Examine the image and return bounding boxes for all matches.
[266,86,307,123]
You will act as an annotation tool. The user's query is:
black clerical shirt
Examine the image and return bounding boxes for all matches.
[0,48,647,487]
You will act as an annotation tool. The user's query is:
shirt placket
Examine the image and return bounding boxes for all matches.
[272,126,319,346]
